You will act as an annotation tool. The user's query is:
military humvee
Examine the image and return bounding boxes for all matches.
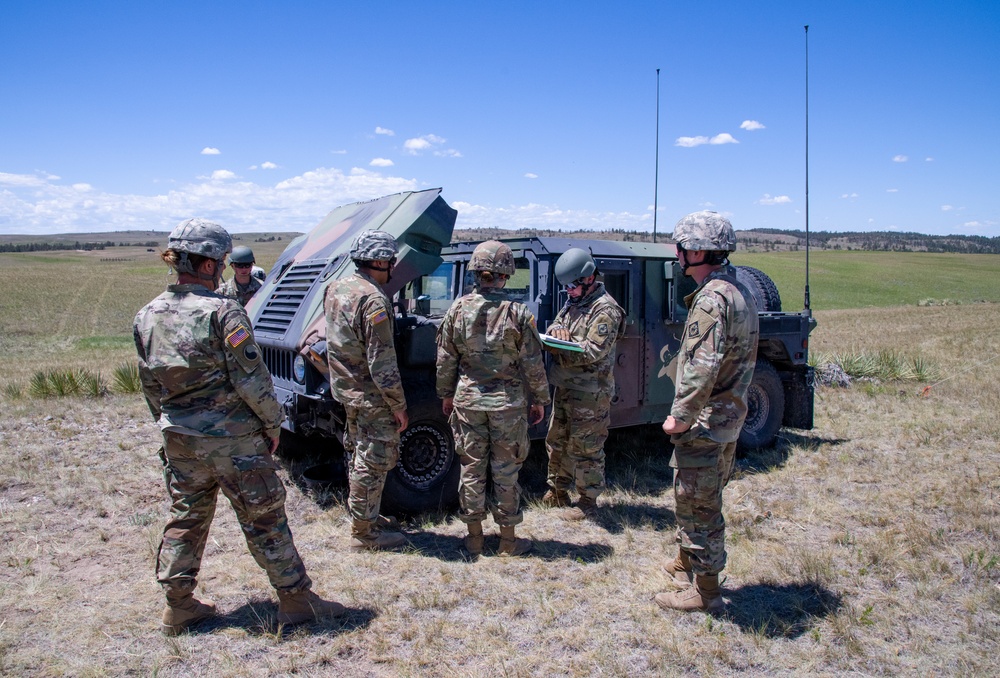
[249,189,816,513]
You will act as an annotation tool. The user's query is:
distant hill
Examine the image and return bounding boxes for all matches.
[3,228,998,254]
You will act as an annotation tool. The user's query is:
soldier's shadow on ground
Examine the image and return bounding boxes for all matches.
[404,529,615,564]
[738,430,849,476]
[720,580,842,639]
[187,600,376,638]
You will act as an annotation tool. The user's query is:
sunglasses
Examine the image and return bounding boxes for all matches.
[565,278,587,291]
[232,263,253,269]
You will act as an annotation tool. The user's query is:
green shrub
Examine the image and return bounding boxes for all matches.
[113,362,142,394]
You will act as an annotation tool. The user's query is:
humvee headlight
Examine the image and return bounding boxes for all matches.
[293,355,306,383]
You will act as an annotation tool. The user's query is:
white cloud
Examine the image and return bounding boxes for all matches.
[375,126,395,136]
[892,155,908,163]
[434,149,463,158]
[211,170,236,180]
[331,149,347,155]
[370,158,394,167]
[524,173,538,179]
[886,188,899,193]
[675,133,738,147]
[840,193,859,199]
[925,157,934,162]
[261,161,277,170]
[740,120,765,131]
[757,194,791,205]
[201,147,221,155]
[0,172,53,187]
[404,134,447,154]
[72,183,92,192]
[941,205,953,211]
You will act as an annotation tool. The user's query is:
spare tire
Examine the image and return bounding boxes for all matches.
[738,358,785,452]
[735,265,782,312]
[381,402,460,514]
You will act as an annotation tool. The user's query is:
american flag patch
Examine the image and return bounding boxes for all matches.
[227,326,251,348]
[368,308,389,325]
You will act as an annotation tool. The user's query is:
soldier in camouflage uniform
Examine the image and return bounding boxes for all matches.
[134,219,343,635]
[218,245,263,306]
[324,230,409,551]
[436,241,550,557]
[542,248,625,520]
[655,211,759,614]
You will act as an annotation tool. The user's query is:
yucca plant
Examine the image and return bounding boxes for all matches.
[2,382,23,400]
[113,361,142,394]
[29,371,53,398]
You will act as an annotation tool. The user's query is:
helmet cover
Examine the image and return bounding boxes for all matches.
[672,211,737,252]
[167,218,233,261]
[350,230,398,262]
[469,240,515,275]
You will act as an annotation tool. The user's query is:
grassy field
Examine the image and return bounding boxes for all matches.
[1,248,998,675]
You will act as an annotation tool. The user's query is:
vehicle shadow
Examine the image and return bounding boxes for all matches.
[718,580,842,638]
[404,530,614,564]
[185,599,376,638]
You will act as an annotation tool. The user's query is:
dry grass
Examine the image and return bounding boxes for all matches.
[1,255,999,675]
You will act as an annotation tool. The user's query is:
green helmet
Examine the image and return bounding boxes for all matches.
[230,246,255,265]
[350,230,398,262]
[469,240,515,275]
[554,247,596,285]
[167,218,232,261]
[672,211,737,252]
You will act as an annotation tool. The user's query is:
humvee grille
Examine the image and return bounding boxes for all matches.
[254,260,328,336]
[263,345,295,382]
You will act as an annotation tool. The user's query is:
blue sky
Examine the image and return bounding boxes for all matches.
[2,1,998,237]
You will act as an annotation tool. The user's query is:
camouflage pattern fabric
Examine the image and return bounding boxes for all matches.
[544,283,624,499]
[668,264,758,578]
[133,283,282,438]
[324,271,406,413]
[436,287,550,526]
[435,288,550,410]
[672,210,737,252]
[669,265,760,464]
[451,406,531,526]
[673,439,738,576]
[134,282,309,596]
[344,404,400,522]
[218,275,263,307]
[156,431,310,592]
[546,283,625,393]
[545,387,611,500]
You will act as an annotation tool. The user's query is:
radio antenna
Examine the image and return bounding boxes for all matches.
[653,68,660,243]
[803,25,812,314]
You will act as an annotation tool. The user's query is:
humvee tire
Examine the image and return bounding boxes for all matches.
[736,265,782,313]
[382,402,460,514]
[738,358,785,451]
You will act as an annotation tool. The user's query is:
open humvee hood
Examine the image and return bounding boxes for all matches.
[247,189,457,351]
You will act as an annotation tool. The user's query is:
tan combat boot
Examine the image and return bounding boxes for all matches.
[276,589,346,625]
[541,488,571,508]
[654,574,725,614]
[498,525,532,557]
[350,519,406,551]
[560,495,598,521]
[375,514,401,531]
[161,590,216,636]
[464,521,484,556]
[664,549,693,583]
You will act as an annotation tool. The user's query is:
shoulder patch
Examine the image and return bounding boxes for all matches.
[368,307,389,325]
[688,321,700,338]
[598,323,609,336]
[227,325,251,348]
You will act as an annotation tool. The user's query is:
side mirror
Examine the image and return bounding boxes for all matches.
[415,294,431,316]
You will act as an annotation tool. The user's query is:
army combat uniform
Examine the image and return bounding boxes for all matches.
[669,265,759,576]
[324,270,406,526]
[545,282,625,502]
[134,284,311,599]
[436,288,550,527]
[218,275,262,307]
